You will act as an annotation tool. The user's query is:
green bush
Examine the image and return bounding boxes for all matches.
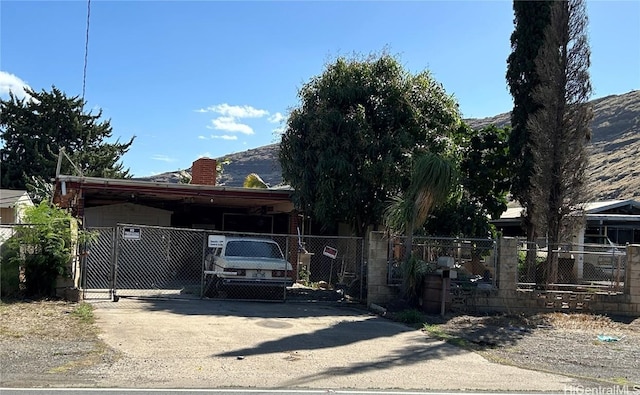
[5,201,95,298]
[1,241,21,298]
[395,308,426,324]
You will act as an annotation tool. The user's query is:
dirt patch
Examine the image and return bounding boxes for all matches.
[421,312,640,386]
[0,299,119,387]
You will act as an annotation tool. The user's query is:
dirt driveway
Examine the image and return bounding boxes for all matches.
[78,297,585,391]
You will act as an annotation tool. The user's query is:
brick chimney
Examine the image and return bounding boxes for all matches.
[191,158,217,186]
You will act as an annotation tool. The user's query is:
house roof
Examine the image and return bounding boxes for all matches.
[0,189,33,209]
[583,200,640,214]
[493,199,640,225]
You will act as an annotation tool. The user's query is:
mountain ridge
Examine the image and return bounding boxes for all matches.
[139,90,640,201]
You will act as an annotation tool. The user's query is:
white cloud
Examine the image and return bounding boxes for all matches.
[213,135,238,140]
[202,103,269,118]
[207,116,254,135]
[151,154,177,162]
[198,134,238,141]
[268,112,285,123]
[0,71,31,100]
[272,126,286,136]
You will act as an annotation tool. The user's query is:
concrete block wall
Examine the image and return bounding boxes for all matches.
[365,234,640,317]
[626,245,640,308]
[473,241,640,317]
[367,232,399,305]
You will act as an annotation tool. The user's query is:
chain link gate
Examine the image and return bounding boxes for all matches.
[112,224,206,301]
[82,227,115,300]
[81,224,365,303]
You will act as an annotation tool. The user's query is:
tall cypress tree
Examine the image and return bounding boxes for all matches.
[506,1,552,280]
[527,0,593,284]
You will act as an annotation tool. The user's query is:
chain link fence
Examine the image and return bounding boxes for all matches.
[386,236,497,286]
[81,224,365,302]
[517,238,626,292]
[384,236,496,313]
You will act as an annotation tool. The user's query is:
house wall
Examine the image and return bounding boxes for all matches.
[84,203,172,227]
[0,207,16,224]
[0,193,33,224]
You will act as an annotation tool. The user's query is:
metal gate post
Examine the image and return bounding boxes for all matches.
[111,225,121,302]
[200,231,207,298]
[360,238,365,301]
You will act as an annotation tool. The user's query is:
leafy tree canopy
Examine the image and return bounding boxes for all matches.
[0,86,135,191]
[279,52,461,236]
[425,124,511,238]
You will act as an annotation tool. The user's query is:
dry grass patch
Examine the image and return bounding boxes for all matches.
[0,299,96,340]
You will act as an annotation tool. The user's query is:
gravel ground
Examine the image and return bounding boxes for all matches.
[1,299,639,388]
[422,312,640,386]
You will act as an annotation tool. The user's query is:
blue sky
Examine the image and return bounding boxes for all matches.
[1,1,639,177]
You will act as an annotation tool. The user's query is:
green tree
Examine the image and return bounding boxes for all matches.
[279,53,460,236]
[528,0,592,284]
[426,124,511,238]
[0,87,135,190]
[506,0,553,279]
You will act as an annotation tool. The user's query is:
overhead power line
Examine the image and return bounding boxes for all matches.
[82,0,91,102]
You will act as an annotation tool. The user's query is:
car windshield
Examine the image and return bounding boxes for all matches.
[225,240,283,259]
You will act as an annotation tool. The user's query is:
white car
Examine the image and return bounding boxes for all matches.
[203,236,293,297]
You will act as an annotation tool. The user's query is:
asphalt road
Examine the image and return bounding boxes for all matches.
[77,297,581,391]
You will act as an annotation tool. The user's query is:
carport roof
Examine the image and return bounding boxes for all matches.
[54,174,295,213]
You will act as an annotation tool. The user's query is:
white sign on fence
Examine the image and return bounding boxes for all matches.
[208,235,225,248]
[123,227,141,240]
[323,245,338,259]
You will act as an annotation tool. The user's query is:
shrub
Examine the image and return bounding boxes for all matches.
[6,202,95,298]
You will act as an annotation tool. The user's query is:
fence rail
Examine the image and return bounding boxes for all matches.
[517,239,626,292]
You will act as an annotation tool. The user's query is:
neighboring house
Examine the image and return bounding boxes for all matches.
[52,158,298,234]
[0,189,34,224]
[492,199,640,245]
